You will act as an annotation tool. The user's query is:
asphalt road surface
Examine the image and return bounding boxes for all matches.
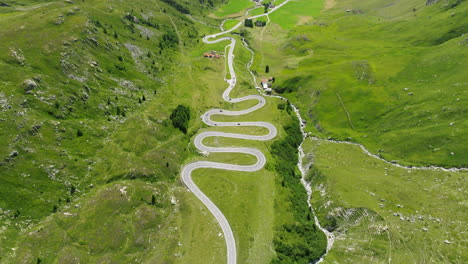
[181,2,290,263]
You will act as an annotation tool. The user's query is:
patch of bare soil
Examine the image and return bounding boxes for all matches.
[325,0,336,10]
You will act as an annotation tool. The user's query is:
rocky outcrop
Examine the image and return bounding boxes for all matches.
[22,79,38,93]
[10,49,25,65]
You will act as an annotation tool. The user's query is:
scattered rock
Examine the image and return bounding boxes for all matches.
[55,15,65,25]
[422,227,428,232]
[10,49,25,65]
[444,240,451,244]
[403,88,409,91]
[23,79,38,92]
[119,186,127,195]
[86,36,99,46]
[408,92,414,95]
[68,7,80,15]
[9,150,19,158]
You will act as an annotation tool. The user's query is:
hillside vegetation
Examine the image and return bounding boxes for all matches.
[303,138,467,263]
[0,0,329,263]
[241,0,467,262]
[0,0,230,262]
[252,0,468,168]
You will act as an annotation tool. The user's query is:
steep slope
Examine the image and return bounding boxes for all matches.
[0,0,228,262]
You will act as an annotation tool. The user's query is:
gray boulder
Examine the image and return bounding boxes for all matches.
[23,79,38,92]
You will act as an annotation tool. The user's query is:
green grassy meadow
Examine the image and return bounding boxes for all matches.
[212,0,255,18]
[1,0,464,263]
[270,0,324,29]
[242,0,468,262]
[251,0,468,168]
[0,0,234,262]
[303,138,467,263]
[224,18,242,30]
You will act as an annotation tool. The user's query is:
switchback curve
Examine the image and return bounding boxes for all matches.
[180,2,291,264]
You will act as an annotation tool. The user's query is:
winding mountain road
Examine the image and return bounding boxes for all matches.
[180,2,290,264]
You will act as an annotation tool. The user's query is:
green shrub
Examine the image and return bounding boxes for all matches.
[244,19,253,28]
[170,105,190,134]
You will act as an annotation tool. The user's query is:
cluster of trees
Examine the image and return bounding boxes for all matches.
[277,102,293,114]
[159,31,179,49]
[263,2,271,13]
[198,0,215,7]
[170,105,190,134]
[272,223,326,264]
[245,19,267,28]
[270,116,327,263]
[244,19,253,28]
[255,20,267,27]
[161,0,190,14]
[124,11,160,30]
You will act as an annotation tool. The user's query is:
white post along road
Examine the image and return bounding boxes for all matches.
[180,2,291,264]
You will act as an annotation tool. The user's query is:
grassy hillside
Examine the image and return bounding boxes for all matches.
[0,0,230,262]
[251,0,468,168]
[241,0,467,262]
[303,138,467,263]
[0,0,328,263]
